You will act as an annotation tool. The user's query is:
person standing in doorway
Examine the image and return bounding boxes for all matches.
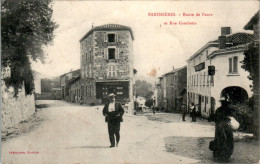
[103,93,124,148]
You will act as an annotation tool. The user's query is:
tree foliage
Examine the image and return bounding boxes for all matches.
[41,78,52,93]
[241,43,259,93]
[1,0,58,96]
[135,80,153,97]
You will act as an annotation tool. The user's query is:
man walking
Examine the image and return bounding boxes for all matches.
[103,93,124,148]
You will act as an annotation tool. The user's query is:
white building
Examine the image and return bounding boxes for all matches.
[187,27,253,118]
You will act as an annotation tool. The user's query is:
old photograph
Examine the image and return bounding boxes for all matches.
[1,0,259,163]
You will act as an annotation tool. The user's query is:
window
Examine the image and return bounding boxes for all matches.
[108,65,116,77]
[108,48,115,59]
[228,56,238,74]
[202,96,204,102]
[117,92,123,95]
[206,97,208,104]
[108,34,115,42]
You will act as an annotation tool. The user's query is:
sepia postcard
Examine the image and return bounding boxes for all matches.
[1,0,259,163]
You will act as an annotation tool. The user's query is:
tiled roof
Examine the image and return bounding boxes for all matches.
[80,24,134,41]
[188,32,253,61]
[224,33,254,46]
[208,42,252,59]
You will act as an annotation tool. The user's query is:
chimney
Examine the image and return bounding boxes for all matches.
[172,66,175,70]
[221,27,231,36]
[219,36,227,49]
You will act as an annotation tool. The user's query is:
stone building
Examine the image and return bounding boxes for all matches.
[187,27,254,118]
[79,24,135,109]
[161,66,187,112]
[60,69,80,101]
[156,75,167,110]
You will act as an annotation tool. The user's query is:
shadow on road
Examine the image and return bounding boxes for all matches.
[164,136,259,163]
[66,146,109,149]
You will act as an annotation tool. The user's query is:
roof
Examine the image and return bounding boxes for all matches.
[164,66,187,76]
[223,33,254,46]
[208,43,251,59]
[188,32,254,61]
[187,41,219,61]
[80,24,134,42]
[244,10,259,30]
[60,69,80,77]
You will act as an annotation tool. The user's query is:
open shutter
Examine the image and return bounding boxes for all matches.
[116,48,119,59]
[104,33,107,42]
[115,33,118,42]
[229,58,232,73]
[104,48,108,59]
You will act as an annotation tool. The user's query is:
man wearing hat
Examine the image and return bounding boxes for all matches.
[102,93,124,148]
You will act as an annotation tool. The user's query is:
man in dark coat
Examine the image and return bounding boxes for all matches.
[103,93,124,148]
[181,102,187,121]
[210,98,234,162]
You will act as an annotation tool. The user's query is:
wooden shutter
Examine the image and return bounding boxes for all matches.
[104,33,107,42]
[104,48,108,59]
[233,56,238,73]
[115,48,119,59]
[229,58,232,73]
[115,33,118,42]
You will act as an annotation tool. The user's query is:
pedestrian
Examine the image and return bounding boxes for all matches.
[209,97,237,162]
[103,93,124,148]
[190,103,197,122]
[181,102,187,121]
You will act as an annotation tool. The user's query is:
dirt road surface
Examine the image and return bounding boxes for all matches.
[1,100,258,164]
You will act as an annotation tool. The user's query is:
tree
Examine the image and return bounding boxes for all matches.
[241,42,259,137]
[1,0,58,96]
[41,78,52,93]
[135,80,153,97]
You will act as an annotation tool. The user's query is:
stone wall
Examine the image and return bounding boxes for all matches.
[1,80,35,133]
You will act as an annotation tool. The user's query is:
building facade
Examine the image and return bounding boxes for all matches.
[79,24,134,109]
[60,69,80,102]
[164,66,187,112]
[187,27,254,118]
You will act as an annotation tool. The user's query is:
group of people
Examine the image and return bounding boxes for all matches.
[180,102,197,122]
[102,93,237,162]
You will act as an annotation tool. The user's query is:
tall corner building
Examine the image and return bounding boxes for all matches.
[79,24,134,108]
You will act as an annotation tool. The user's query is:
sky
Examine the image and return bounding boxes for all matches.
[31,0,259,78]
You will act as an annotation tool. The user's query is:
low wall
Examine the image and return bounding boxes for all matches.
[1,81,35,133]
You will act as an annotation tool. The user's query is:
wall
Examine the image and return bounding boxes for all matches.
[1,80,35,133]
[211,50,253,108]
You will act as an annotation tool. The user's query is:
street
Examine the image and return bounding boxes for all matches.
[1,100,258,164]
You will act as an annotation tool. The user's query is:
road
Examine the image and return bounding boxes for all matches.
[1,100,218,164]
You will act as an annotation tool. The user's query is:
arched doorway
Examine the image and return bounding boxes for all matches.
[220,86,249,104]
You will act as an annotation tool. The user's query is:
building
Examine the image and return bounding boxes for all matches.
[164,66,187,112]
[79,24,135,110]
[187,27,254,118]
[60,69,80,101]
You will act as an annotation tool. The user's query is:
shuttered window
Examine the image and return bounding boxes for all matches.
[233,56,238,73]
[229,58,232,73]
[228,56,238,74]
